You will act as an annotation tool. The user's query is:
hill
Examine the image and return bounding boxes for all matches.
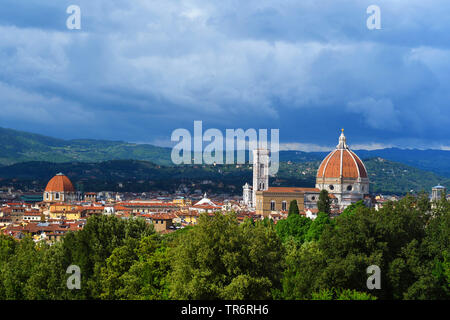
[1,126,450,185]
[352,148,450,178]
[0,158,448,196]
[278,158,450,195]
[299,148,450,178]
[2,126,450,176]
[0,127,172,166]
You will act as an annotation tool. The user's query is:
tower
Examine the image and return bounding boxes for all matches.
[431,185,447,202]
[252,149,269,208]
[242,183,252,206]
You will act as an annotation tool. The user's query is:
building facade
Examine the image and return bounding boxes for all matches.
[246,130,370,216]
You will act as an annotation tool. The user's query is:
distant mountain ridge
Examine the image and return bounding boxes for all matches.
[0,127,173,166]
[0,158,448,196]
[1,126,450,178]
[280,148,450,178]
[350,148,450,178]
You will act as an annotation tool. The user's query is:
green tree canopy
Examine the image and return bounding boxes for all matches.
[317,190,331,215]
[305,212,333,242]
[288,200,300,216]
[169,212,284,300]
[61,214,154,299]
[275,213,312,244]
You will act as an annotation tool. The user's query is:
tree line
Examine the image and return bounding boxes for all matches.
[0,192,448,300]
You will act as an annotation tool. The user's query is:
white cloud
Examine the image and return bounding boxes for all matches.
[280,143,332,152]
[350,143,394,151]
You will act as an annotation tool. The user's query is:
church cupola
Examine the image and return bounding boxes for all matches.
[337,128,348,149]
[316,129,370,209]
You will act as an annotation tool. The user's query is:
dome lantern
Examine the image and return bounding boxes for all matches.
[337,128,348,149]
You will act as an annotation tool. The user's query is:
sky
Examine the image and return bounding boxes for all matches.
[0,0,450,151]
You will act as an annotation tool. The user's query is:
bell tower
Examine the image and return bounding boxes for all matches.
[252,149,269,208]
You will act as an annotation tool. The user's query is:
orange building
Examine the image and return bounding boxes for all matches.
[43,173,77,203]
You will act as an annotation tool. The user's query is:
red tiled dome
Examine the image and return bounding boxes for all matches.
[316,130,368,179]
[44,173,75,192]
[317,149,367,179]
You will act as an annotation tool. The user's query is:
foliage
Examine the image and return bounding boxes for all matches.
[311,288,376,300]
[169,212,284,300]
[116,235,172,300]
[0,237,40,299]
[305,212,333,242]
[0,126,173,166]
[3,158,450,196]
[60,215,154,299]
[317,190,331,215]
[340,200,365,217]
[281,241,327,299]
[275,213,312,244]
[0,195,448,300]
[288,200,300,216]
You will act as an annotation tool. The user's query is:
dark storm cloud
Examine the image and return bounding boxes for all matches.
[0,0,449,149]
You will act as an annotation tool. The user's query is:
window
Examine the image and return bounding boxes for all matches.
[45,192,49,200]
[311,196,316,201]
[347,185,353,191]
[329,185,334,190]
[282,201,287,211]
[55,192,60,199]
[270,201,275,211]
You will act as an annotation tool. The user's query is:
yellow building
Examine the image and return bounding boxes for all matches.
[173,198,192,206]
[49,211,82,220]
[255,187,317,216]
[49,204,82,220]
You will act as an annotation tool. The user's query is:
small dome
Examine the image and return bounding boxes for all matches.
[44,173,75,192]
[317,130,368,179]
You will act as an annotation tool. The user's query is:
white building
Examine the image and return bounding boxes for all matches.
[242,183,252,206]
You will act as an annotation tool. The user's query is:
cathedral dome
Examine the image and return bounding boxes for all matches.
[316,130,368,179]
[45,173,75,192]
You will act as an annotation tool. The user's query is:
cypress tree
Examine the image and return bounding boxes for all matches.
[288,200,300,216]
[318,189,331,215]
